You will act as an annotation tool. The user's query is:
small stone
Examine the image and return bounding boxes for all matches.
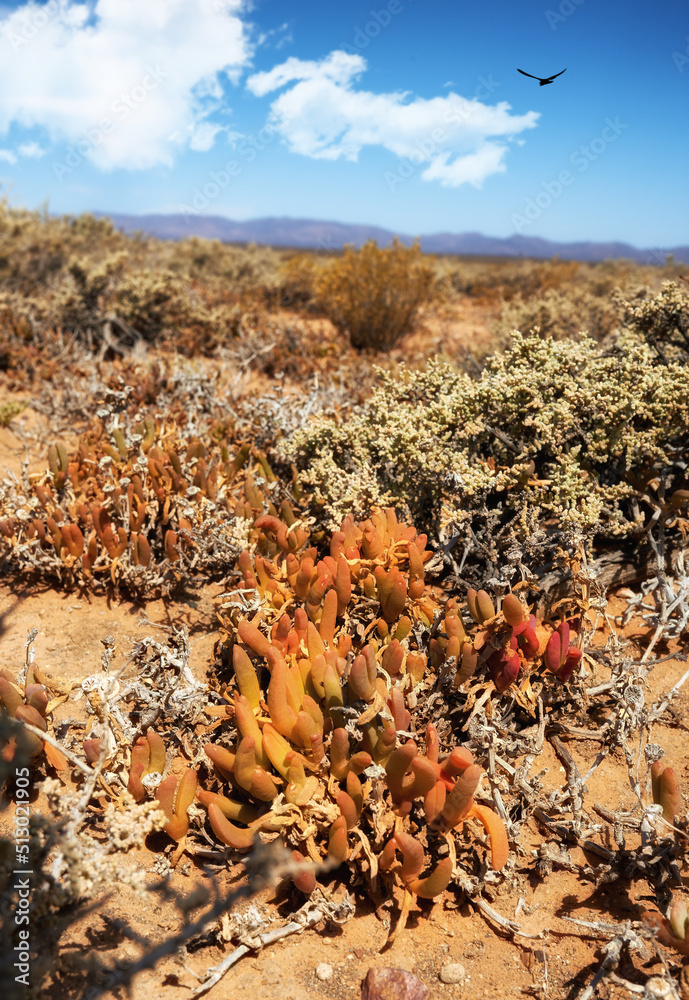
[361,967,428,1000]
[439,964,466,985]
[316,963,333,982]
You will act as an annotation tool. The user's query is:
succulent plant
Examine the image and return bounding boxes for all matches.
[0,406,276,596]
[197,506,539,905]
[127,729,167,802]
[125,728,197,847]
[0,666,67,770]
[544,620,583,683]
[646,898,689,957]
[651,761,682,823]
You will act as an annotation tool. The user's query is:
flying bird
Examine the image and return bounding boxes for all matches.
[517,68,567,86]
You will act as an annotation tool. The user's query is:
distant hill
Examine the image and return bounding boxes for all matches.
[97,212,689,265]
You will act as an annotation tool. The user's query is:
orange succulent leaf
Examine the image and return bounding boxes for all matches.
[237,619,273,657]
[407,857,453,899]
[425,723,440,763]
[330,727,351,780]
[469,803,509,870]
[290,850,317,895]
[145,729,166,776]
[394,831,425,882]
[502,593,526,627]
[337,789,359,830]
[328,815,349,864]
[403,756,438,801]
[208,803,257,850]
[385,741,417,803]
[378,837,397,871]
[155,774,178,822]
[204,742,236,779]
[196,788,259,825]
[643,910,689,956]
[424,780,447,824]
[439,746,475,782]
[83,738,103,764]
[442,764,482,827]
[0,677,24,716]
[652,762,682,821]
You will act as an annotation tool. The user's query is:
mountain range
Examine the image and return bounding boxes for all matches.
[98,212,689,265]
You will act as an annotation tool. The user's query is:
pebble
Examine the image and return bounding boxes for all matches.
[361,967,428,1000]
[439,963,466,985]
[315,963,333,982]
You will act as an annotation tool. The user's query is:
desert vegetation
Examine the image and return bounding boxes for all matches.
[0,201,688,1000]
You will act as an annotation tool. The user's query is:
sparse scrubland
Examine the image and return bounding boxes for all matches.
[1,202,688,1000]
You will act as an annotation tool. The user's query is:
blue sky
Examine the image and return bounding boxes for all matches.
[0,0,687,247]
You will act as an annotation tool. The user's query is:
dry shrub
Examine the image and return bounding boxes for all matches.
[315,239,435,351]
[20,256,244,357]
[276,253,326,309]
[440,257,582,302]
[162,237,284,303]
[494,284,618,346]
[0,205,289,362]
[0,201,130,296]
[615,281,689,363]
[435,254,682,308]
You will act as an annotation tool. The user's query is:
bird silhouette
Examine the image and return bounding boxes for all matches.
[517,68,567,86]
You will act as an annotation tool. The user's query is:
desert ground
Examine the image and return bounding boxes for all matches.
[1,208,688,1000]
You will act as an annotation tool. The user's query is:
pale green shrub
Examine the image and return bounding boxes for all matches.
[615,281,689,363]
[494,285,618,346]
[288,333,689,570]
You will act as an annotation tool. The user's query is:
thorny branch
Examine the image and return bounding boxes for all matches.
[190,894,336,999]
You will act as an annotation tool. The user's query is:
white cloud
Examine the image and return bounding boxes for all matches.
[248,51,364,99]
[0,0,252,171]
[419,143,508,187]
[256,20,292,51]
[18,141,45,158]
[188,121,226,152]
[247,51,539,187]
[0,148,16,163]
